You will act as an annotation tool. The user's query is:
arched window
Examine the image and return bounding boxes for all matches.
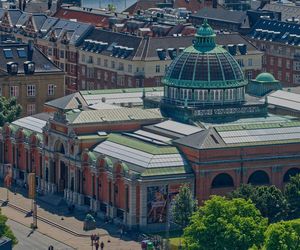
[283,168,300,182]
[211,173,234,188]
[248,170,270,185]
[59,143,65,154]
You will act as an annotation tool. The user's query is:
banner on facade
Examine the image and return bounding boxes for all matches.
[28,173,36,199]
[4,164,12,188]
[146,184,181,224]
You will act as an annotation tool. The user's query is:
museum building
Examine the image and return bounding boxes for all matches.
[0,22,300,231]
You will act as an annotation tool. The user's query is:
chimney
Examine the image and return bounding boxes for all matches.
[27,40,34,61]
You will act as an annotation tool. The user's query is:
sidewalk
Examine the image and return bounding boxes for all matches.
[0,186,140,250]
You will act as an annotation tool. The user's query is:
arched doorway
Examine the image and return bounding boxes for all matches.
[59,161,68,193]
[211,173,234,188]
[248,170,270,185]
[283,168,300,182]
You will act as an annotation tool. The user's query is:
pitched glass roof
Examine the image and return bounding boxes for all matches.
[93,134,185,169]
[12,116,47,134]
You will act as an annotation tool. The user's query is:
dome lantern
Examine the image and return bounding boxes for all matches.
[194,19,216,50]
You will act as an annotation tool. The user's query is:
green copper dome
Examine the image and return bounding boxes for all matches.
[163,20,246,89]
[255,72,278,83]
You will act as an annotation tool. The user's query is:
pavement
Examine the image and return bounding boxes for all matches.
[7,219,73,250]
[0,185,141,250]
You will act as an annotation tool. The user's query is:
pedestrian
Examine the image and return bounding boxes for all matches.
[95,241,99,250]
[120,227,123,239]
[100,241,104,250]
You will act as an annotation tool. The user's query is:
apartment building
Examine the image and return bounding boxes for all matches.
[248,18,300,86]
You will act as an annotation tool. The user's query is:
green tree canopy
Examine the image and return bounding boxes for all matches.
[0,96,22,126]
[264,219,300,250]
[284,174,300,219]
[183,196,267,250]
[171,184,197,228]
[0,209,17,245]
[230,184,288,223]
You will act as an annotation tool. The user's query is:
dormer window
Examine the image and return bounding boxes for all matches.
[24,61,35,74]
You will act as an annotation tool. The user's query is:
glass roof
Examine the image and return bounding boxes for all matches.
[164,47,246,89]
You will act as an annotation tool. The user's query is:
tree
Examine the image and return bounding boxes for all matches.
[264,219,300,250]
[108,4,116,12]
[230,184,289,223]
[171,184,197,228]
[0,96,22,126]
[183,196,267,250]
[0,209,17,245]
[284,174,300,219]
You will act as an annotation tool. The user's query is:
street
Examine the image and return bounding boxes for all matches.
[7,219,74,250]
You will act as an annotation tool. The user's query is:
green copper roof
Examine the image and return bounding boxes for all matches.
[107,133,179,155]
[163,21,246,89]
[141,165,191,177]
[255,72,278,83]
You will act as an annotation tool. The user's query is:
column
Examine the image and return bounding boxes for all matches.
[95,174,100,211]
[139,185,147,228]
[128,183,137,228]
[78,169,84,205]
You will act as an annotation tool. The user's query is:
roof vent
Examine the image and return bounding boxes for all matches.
[178,47,185,53]
[156,48,166,60]
[82,39,91,50]
[7,62,18,75]
[24,61,35,74]
[112,45,121,56]
[168,48,177,59]
[123,47,134,58]
[238,44,247,55]
[227,44,237,56]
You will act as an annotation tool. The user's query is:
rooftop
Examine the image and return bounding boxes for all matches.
[64,108,163,125]
[0,41,62,74]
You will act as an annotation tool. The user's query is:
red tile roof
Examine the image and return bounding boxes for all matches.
[54,8,110,28]
[174,0,212,12]
[125,0,212,14]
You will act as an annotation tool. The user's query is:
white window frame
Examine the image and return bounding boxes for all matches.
[27,85,36,97]
[48,84,55,96]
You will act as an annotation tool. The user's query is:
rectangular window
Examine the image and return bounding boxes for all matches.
[287,60,290,69]
[48,84,55,96]
[248,58,253,66]
[97,58,101,66]
[60,50,65,59]
[81,54,85,63]
[278,71,282,80]
[155,65,160,73]
[48,48,52,56]
[128,64,132,73]
[81,80,86,89]
[87,56,93,64]
[27,85,36,97]
[97,71,101,79]
[278,58,282,67]
[119,62,124,71]
[27,104,36,115]
[247,71,253,80]
[10,86,19,97]
[104,59,108,67]
[270,57,274,66]
[81,67,86,76]
[286,72,290,82]
[111,61,115,69]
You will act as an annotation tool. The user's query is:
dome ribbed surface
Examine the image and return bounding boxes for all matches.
[163,20,246,89]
